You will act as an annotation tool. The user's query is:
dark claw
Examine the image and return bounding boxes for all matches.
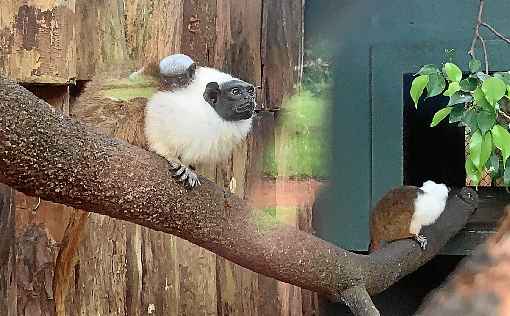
[413,234,428,250]
[169,161,180,170]
[174,166,186,177]
[169,161,201,189]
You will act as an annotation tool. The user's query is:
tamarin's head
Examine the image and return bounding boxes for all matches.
[203,79,256,121]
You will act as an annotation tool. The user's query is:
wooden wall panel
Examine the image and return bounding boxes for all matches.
[0,1,306,315]
[125,0,184,65]
[0,184,16,316]
[75,0,129,80]
[0,1,76,83]
[181,0,217,66]
[262,0,304,110]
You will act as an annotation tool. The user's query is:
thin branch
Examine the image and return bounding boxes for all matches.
[468,0,510,74]
[498,110,510,125]
[341,286,380,316]
[468,0,485,59]
[480,34,489,74]
[468,0,489,74]
[481,22,510,45]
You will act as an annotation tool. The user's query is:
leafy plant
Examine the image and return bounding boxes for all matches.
[411,57,510,186]
[302,49,333,96]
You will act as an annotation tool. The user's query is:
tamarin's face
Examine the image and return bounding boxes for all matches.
[203,79,256,121]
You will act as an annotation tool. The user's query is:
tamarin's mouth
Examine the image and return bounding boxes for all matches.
[233,101,256,114]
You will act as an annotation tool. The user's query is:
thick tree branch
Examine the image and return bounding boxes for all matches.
[340,286,380,316]
[0,76,477,308]
[417,207,510,315]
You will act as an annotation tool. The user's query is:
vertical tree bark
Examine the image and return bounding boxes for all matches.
[0,184,16,316]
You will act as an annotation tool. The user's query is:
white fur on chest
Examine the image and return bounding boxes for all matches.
[409,181,449,235]
[145,67,252,165]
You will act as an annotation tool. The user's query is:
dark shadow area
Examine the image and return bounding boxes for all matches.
[319,255,464,315]
[402,74,466,187]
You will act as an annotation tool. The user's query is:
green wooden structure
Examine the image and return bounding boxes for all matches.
[312,0,510,251]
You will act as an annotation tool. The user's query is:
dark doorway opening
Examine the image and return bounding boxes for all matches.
[402,73,466,187]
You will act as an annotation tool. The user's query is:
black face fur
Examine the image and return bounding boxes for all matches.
[203,79,256,121]
[160,63,197,91]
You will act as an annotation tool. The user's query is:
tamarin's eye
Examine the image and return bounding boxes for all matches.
[247,86,255,95]
[231,87,241,95]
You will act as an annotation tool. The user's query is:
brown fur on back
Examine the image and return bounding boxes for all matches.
[369,186,421,252]
[72,79,149,148]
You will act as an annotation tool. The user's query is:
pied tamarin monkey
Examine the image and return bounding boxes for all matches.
[73,54,256,188]
[55,54,255,309]
[369,180,451,252]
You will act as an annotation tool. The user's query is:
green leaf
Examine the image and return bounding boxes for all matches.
[487,152,500,177]
[491,124,510,165]
[426,73,446,97]
[469,58,482,73]
[462,110,478,131]
[430,107,452,127]
[477,110,496,135]
[416,64,439,75]
[443,63,462,82]
[505,162,510,186]
[465,156,481,186]
[443,82,461,97]
[449,104,464,123]
[469,131,492,171]
[473,87,492,110]
[481,132,493,172]
[482,77,507,106]
[410,75,429,108]
[494,72,510,85]
[448,92,473,106]
[460,77,479,92]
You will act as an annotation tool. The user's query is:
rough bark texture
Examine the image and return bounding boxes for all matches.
[0,184,16,316]
[0,1,76,84]
[417,206,510,316]
[340,286,380,316]
[0,76,477,307]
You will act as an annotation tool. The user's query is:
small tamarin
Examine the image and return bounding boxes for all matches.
[369,180,450,252]
[73,53,256,188]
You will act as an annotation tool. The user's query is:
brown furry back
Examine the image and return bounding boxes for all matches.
[71,67,153,148]
[369,186,420,252]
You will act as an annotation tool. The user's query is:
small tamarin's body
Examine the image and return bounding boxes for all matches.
[369,180,449,252]
[73,53,256,188]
